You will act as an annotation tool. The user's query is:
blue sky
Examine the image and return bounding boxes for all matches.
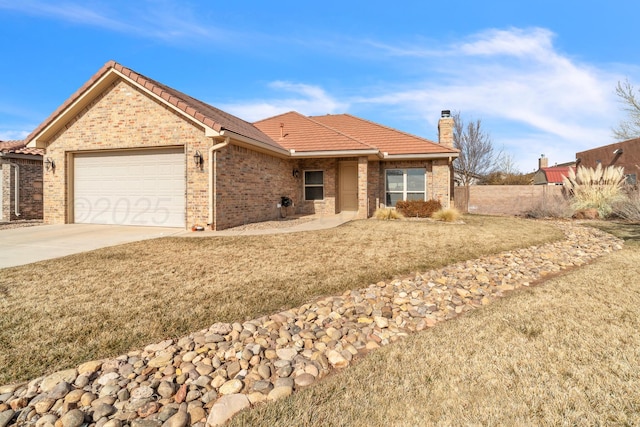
[1,0,639,172]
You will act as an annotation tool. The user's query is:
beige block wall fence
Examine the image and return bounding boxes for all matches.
[41,78,454,230]
[454,185,565,216]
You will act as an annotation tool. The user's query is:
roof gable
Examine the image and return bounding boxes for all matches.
[310,114,458,156]
[26,61,282,151]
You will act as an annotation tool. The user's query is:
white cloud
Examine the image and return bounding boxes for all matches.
[352,27,628,170]
[0,129,30,141]
[0,0,231,42]
[220,82,349,122]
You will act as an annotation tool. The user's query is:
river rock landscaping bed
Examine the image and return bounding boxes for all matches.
[0,222,623,427]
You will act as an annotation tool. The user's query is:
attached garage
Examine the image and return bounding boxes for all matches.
[73,148,186,227]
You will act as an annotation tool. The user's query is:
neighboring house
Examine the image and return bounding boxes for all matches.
[26,60,459,230]
[576,138,640,185]
[533,155,576,185]
[453,168,482,186]
[0,140,43,221]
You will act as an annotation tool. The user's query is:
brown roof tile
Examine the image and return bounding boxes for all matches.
[0,140,43,156]
[253,112,376,153]
[27,61,283,151]
[310,114,458,156]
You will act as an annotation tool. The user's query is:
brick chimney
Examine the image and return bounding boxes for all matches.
[438,110,454,148]
[538,154,548,169]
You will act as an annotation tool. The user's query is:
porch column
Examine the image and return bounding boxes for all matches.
[357,157,368,219]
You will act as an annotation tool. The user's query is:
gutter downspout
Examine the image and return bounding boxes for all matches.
[447,156,452,209]
[208,137,230,230]
[0,159,20,217]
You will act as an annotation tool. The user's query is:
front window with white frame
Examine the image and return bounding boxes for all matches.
[304,170,324,200]
[385,168,426,206]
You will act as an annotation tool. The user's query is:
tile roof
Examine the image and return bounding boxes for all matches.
[26,60,282,151]
[310,114,458,156]
[253,112,376,153]
[25,60,456,159]
[542,166,574,184]
[0,140,43,156]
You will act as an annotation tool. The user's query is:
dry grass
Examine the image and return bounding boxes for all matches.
[431,207,461,222]
[231,222,640,426]
[373,207,404,220]
[563,164,627,218]
[0,216,562,385]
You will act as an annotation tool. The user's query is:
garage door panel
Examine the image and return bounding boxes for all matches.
[74,149,185,227]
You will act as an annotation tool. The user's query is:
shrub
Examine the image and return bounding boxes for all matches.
[396,199,442,218]
[432,207,461,222]
[373,208,404,220]
[612,190,640,221]
[525,195,573,219]
[562,164,627,218]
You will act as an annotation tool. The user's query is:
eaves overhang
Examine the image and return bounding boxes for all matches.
[289,149,382,159]
[381,152,460,160]
[217,129,291,158]
[0,152,43,161]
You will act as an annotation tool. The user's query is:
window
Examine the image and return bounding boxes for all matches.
[385,168,426,206]
[304,170,324,200]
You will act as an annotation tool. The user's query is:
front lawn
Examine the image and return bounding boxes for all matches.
[0,216,562,385]
[231,222,640,426]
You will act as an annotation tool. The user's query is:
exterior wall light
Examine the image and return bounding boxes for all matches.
[193,150,203,167]
[293,169,300,178]
[45,157,55,172]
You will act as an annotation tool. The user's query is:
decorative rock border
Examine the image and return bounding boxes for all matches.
[0,222,623,427]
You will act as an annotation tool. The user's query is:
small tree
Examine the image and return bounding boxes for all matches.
[453,111,498,186]
[612,79,640,141]
[562,164,626,218]
[479,152,533,185]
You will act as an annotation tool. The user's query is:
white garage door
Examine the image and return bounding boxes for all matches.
[74,149,185,227]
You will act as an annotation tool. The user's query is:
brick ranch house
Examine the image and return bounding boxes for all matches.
[0,140,43,221]
[26,61,459,230]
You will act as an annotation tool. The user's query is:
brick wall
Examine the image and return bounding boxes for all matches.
[367,160,381,217]
[576,139,640,178]
[43,79,209,227]
[297,158,338,216]
[0,158,43,221]
[214,144,299,229]
[454,185,565,216]
[373,160,450,208]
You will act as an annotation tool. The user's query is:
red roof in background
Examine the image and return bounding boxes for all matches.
[310,114,458,156]
[253,112,376,152]
[542,166,574,184]
[0,140,43,156]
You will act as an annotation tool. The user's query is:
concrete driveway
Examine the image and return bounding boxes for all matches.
[0,224,183,268]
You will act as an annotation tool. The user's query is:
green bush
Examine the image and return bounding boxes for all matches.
[396,199,442,218]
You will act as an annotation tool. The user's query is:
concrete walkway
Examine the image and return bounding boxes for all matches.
[0,213,357,268]
[176,212,359,237]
